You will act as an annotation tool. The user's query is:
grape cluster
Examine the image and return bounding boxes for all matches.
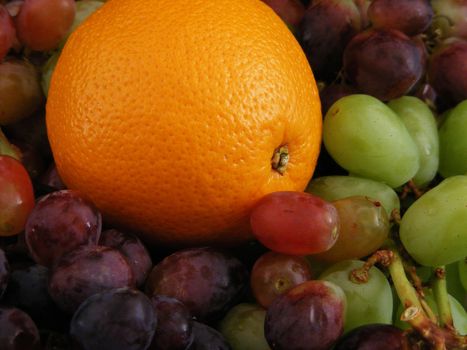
[0,0,466,349]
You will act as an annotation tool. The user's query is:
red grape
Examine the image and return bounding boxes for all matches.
[0,5,15,60]
[313,196,390,263]
[368,0,433,36]
[250,251,312,308]
[428,38,467,107]
[0,59,44,125]
[250,191,339,255]
[70,288,156,350]
[100,229,152,287]
[15,0,75,51]
[343,28,426,101]
[25,189,102,267]
[48,245,135,313]
[0,155,34,237]
[265,280,346,350]
[145,247,248,321]
[299,0,362,81]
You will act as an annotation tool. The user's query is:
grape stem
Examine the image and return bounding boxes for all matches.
[432,266,454,328]
[349,249,394,284]
[400,180,424,199]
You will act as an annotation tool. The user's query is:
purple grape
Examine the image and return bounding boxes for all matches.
[100,229,152,287]
[70,288,156,350]
[145,247,248,321]
[343,28,426,101]
[298,0,362,81]
[0,248,9,299]
[334,324,407,350]
[148,295,194,350]
[368,0,433,36]
[2,264,65,329]
[25,189,102,267]
[0,306,40,350]
[265,280,346,350]
[189,321,231,350]
[428,38,467,107]
[39,163,66,191]
[48,245,135,313]
[320,84,358,115]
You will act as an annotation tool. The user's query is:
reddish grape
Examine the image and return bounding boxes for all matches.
[100,229,152,287]
[261,0,305,27]
[0,248,9,298]
[189,321,231,350]
[0,155,34,237]
[25,189,102,267]
[250,191,339,255]
[0,306,40,349]
[145,247,248,321]
[299,0,362,81]
[0,59,43,125]
[0,6,15,60]
[368,0,433,36]
[70,288,156,350]
[265,280,346,350]
[250,251,312,308]
[428,38,467,106]
[314,196,389,263]
[48,245,135,313]
[334,324,407,350]
[5,1,23,17]
[148,295,194,350]
[343,28,426,101]
[15,0,75,51]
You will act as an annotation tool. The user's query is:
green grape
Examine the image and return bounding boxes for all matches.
[459,259,467,292]
[323,94,420,188]
[388,96,439,187]
[446,262,467,307]
[41,51,60,97]
[313,196,389,263]
[219,303,270,350]
[394,290,467,335]
[439,100,467,177]
[400,176,467,267]
[60,0,104,47]
[320,260,393,333]
[306,175,400,217]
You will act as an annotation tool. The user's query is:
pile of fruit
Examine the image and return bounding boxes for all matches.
[0,0,466,349]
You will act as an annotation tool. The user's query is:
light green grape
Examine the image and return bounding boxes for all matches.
[460,259,467,292]
[323,94,420,188]
[394,290,467,335]
[446,262,467,306]
[319,260,393,333]
[388,96,439,187]
[439,100,467,177]
[306,175,400,217]
[400,176,467,267]
[219,303,270,350]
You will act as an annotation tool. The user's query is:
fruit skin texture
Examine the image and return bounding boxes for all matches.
[46,0,321,247]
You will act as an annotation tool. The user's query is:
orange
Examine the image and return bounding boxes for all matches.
[46,0,322,247]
